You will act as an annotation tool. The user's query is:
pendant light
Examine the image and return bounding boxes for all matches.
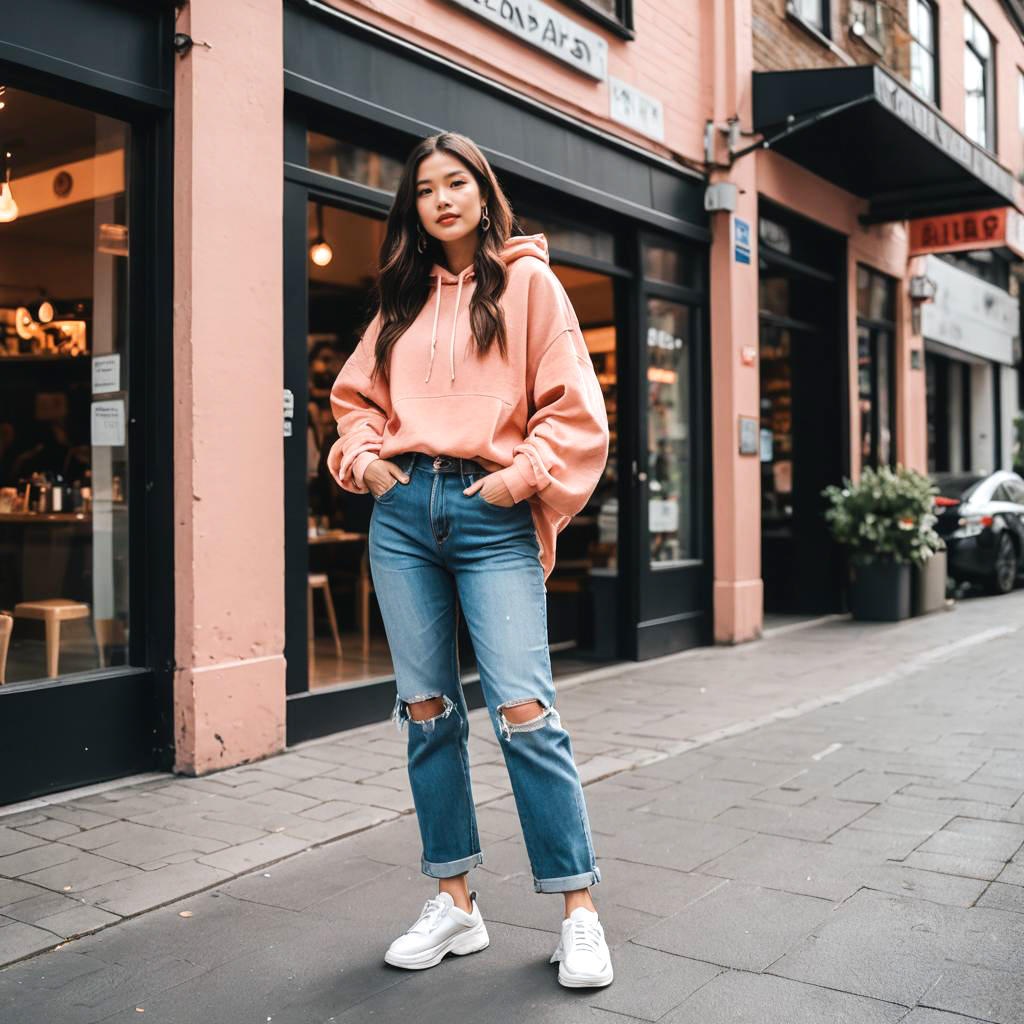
[0,152,17,224]
[310,204,333,267]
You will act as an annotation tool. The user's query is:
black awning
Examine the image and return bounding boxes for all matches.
[752,66,1017,223]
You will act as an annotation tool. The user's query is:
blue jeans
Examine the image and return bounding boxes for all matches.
[367,451,602,894]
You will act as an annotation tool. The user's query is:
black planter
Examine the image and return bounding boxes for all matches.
[848,560,912,622]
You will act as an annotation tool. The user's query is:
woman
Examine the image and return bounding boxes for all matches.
[328,131,612,989]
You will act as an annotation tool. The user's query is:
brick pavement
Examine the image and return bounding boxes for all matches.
[0,591,1022,1022]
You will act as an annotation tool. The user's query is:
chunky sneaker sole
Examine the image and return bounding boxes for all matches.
[384,917,490,970]
[556,960,614,988]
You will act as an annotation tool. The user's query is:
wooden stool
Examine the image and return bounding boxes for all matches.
[0,613,12,684]
[308,573,342,661]
[13,599,90,678]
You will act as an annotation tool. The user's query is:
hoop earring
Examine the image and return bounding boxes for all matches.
[416,225,428,254]
[479,204,490,232]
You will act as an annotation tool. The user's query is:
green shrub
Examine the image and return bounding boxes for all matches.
[822,465,944,567]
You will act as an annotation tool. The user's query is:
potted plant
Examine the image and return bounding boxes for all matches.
[822,465,945,622]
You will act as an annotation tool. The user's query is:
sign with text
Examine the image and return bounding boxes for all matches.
[609,76,664,142]
[908,206,1024,260]
[446,0,607,80]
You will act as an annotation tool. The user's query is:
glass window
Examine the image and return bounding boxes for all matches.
[646,297,693,565]
[857,266,897,469]
[759,323,794,525]
[307,132,404,192]
[789,0,826,32]
[909,0,938,104]
[0,88,131,684]
[1019,69,1024,164]
[642,235,702,290]
[517,208,616,265]
[964,8,995,150]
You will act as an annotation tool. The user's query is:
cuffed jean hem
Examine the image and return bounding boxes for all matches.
[421,851,484,879]
[533,866,602,894]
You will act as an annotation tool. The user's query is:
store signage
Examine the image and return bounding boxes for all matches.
[920,254,1018,366]
[733,217,751,264]
[91,354,120,394]
[873,68,1016,203]
[91,400,126,447]
[908,206,1024,259]
[609,76,664,142]
[446,0,607,80]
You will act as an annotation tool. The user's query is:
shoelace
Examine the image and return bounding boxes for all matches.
[564,917,604,956]
[409,895,450,935]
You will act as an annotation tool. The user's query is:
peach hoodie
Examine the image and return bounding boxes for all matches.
[327,232,609,581]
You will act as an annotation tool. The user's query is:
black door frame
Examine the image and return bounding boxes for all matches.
[0,2,175,805]
[627,234,712,659]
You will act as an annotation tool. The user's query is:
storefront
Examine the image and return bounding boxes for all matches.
[0,1,174,803]
[751,64,1020,614]
[281,0,713,743]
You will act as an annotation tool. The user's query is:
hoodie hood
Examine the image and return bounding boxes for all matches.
[423,233,550,382]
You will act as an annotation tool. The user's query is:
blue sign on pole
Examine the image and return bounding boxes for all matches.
[734,216,751,264]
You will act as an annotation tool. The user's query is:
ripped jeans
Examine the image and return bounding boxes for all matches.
[367,451,602,894]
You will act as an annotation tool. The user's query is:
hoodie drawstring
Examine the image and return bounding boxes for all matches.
[448,273,465,382]
[425,267,468,383]
[424,274,443,383]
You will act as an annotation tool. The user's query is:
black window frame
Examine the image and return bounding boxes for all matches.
[908,0,940,107]
[559,0,635,40]
[856,264,898,470]
[964,5,997,153]
[786,0,831,39]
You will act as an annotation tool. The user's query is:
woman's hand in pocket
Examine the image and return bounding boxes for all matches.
[363,458,409,497]
[463,472,515,507]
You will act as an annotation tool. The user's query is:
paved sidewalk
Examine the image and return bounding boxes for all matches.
[0,592,1022,1022]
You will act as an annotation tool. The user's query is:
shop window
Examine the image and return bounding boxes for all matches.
[0,89,131,683]
[856,266,897,469]
[517,209,616,265]
[909,0,938,105]
[307,132,404,193]
[964,7,995,151]
[646,297,693,565]
[642,237,703,291]
[927,352,972,473]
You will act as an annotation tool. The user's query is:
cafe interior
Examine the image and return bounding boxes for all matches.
[0,86,131,686]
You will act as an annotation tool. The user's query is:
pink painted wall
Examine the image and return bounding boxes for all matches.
[173,0,286,774]
[323,0,711,166]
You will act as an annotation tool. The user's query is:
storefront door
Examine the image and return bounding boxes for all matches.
[758,204,847,614]
[628,234,711,658]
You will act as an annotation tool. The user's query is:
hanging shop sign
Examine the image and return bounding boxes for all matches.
[609,76,664,142]
[446,0,607,80]
[908,207,1024,260]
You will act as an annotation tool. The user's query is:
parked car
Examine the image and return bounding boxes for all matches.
[932,471,1024,594]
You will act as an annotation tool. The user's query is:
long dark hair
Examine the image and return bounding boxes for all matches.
[364,132,520,384]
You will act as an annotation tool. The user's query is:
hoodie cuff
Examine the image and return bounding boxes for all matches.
[498,455,539,504]
[352,451,381,490]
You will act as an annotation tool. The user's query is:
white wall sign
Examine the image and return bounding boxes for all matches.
[920,254,1019,366]
[446,0,607,80]
[91,400,126,447]
[609,76,664,142]
[91,354,120,394]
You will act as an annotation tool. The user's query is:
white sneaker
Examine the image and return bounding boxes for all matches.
[383,889,490,970]
[550,907,614,988]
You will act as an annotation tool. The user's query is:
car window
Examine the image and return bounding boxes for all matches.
[992,484,1011,502]
[1004,478,1024,504]
[934,475,985,500]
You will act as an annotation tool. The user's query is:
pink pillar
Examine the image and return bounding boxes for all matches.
[707,0,763,643]
[172,0,286,774]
